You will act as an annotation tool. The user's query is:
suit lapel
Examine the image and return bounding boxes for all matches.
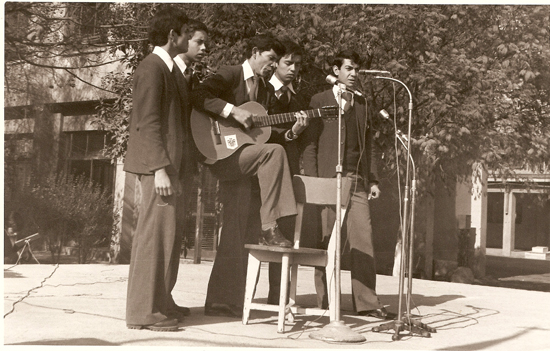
[172,65,189,104]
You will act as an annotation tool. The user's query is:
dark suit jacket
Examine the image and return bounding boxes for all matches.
[173,64,204,174]
[302,89,378,185]
[191,64,274,117]
[267,87,309,176]
[124,54,184,176]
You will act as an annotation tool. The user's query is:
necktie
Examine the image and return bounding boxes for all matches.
[184,67,193,89]
[248,75,258,101]
[342,91,353,112]
[278,85,290,106]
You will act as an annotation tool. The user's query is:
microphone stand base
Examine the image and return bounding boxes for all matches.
[309,320,366,343]
[372,315,436,341]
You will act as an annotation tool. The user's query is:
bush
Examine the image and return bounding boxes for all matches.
[20,172,113,264]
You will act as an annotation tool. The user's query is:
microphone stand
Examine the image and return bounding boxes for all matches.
[369,76,435,340]
[310,84,366,343]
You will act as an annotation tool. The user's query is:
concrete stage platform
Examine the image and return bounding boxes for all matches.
[4,260,550,350]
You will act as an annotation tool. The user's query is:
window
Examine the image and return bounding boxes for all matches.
[64,131,114,193]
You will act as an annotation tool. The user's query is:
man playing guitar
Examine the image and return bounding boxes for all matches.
[191,34,303,318]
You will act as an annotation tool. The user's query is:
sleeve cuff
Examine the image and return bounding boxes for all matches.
[221,103,234,118]
[285,129,298,142]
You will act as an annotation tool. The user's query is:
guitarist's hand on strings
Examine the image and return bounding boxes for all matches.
[230,106,255,130]
[292,111,309,135]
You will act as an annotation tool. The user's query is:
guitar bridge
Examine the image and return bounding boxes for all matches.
[212,120,222,145]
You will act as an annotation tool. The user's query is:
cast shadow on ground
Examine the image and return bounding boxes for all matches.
[377,292,465,309]
[435,327,550,351]
[4,269,24,279]
[8,338,120,346]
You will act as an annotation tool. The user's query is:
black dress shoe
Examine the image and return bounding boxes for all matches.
[358,307,396,320]
[260,225,292,248]
[127,317,179,331]
[168,310,186,323]
[174,305,190,316]
[204,303,243,318]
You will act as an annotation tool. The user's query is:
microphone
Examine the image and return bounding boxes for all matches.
[359,69,391,75]
[397,129,409,143]
[379,109,390,120]
[325,75,363,97]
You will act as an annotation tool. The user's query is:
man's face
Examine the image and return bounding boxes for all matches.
[173,24,189,54]
[250,48,279,78]
[185,30,208,63]
[334,58,359,88]
[275,54,302,85]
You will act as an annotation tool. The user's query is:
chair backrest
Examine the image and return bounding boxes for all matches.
[292,175,351,206]
[291,175,352,248]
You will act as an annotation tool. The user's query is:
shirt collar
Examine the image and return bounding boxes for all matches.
[332,85,354,107]
[173,54,187,74]
[269,74,296,95]
[332,85,355,101]
[153,46,174,72]
[242,60,255,81]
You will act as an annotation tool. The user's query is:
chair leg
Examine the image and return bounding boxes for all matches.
[243,253,261,325]
[277,253,290,333]
[287,262,299,324]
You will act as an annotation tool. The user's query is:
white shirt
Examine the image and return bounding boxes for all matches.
[332,85,354,113]
[269,74,299,142]
[269,74,295,100]
[152,46,174,72]
[173,54,188,75]
[220,60,257,118]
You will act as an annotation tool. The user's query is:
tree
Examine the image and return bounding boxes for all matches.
[16,173,113,264]
[6,4,550,265]
[6,2,549,190]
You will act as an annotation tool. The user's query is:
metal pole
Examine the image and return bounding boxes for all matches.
[371,76,434,339]
[310,84,366,343]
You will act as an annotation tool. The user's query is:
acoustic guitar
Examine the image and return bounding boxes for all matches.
[191,101,337,161]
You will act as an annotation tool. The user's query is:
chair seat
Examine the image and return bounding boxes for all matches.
[245,244,327,267]
[245,244,327,255]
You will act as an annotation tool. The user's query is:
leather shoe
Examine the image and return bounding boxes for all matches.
[168,310,186,323]
[174,305,190,316]
[259,225,292,248]
[204,303,243,318]
[358,307,396,320]
[127,317,179,331]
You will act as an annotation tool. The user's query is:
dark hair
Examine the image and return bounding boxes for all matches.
[148,7,189,47]
[187,18,208,36]
[245,34,286,59]
[332,50,362,71]
[278,38,303,60]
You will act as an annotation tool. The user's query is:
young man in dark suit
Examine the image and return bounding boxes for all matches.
[265,39,309,305]
[301,50,391,319]
[191,34,298,318]
[124,7,190,332]
[160,18,209,321]
[174,19,208,93]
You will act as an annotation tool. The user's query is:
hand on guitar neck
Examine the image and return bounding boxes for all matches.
[292,111,309,135]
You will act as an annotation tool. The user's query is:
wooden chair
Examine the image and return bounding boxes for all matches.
[242,175,352,333]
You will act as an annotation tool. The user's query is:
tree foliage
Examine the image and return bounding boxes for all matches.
[5,3,550,192]
[17,172,113,264]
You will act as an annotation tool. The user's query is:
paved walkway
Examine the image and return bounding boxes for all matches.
[4,261,550,349]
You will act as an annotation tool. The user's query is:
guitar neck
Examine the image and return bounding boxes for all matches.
[251,109,322,127]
